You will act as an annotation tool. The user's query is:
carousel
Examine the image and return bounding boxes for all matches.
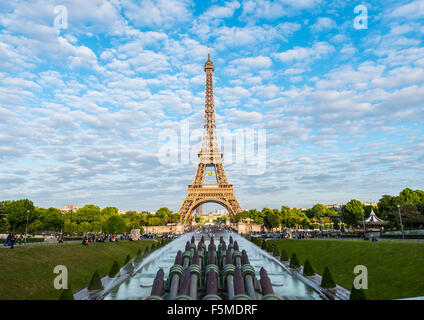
[365,209,387,231]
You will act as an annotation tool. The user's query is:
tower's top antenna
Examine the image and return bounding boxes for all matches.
[208,46,210,60]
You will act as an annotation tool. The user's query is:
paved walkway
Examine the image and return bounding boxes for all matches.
[1,240,80,249]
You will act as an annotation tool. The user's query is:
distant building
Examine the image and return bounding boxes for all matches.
[118,210,127,215]
[363,202,378,207]
[326,204,343,212]
[60,205,79,213]
[141,211,156,215]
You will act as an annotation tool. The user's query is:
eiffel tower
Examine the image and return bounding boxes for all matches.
[178,51,243,223]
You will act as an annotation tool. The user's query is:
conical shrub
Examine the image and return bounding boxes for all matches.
[266,243,273,252]
[350,286,367,300]
[321,267,336,288]
[136,249,141,255]
[134,250,144,263]
[289,252,300,269]
[303,259,315,276]
[108,261,120,278]
[144,247,150,257]
[88,270,103,291]
[280,249,288,262]
[59,286,74,300]
[273,245,280,257]
[261,239,266,250]
[124,254,131,265]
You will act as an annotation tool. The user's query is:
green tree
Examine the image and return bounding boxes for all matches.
[4,199,35,232]
[341,200,364,227]
[321,267,336,288]
[88,270,103,291]
[76,205,101,232]
[350,286,367,300]
[59,286,74,300]
[263,208,282,229]
[103,214,125,234]
[289,252,300,269]
[303,259,315,276]
[101,207,119,216]
[306,204,328,219]
[108,261,120,278]
[280,249,288,262]
[41,207,64,231]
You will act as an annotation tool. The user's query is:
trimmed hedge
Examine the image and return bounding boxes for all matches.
[123,254,131,265]
[144,247,150,257]
[341,234,360,238]
[59,286,74,300]
[280,249,288,262]
[63,237,84,241]
[381,234,424,239]
[23,238,45,243]
[261,239,266,250]
[273,246,280,257]
[87,270,103,291]
[289,252,300,269]
[321,267,336,288]
[303,259,315,276]
[350,286,367,300]
[108,261,120,278]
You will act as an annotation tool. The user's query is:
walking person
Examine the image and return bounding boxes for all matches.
[3,234,7,246]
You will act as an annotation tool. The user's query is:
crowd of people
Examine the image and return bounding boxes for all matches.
[2,234,24,248]
[81,233,134,245]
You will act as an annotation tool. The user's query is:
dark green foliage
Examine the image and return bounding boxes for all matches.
[321,267,336,288]
[289,252,300,268]
[134,249,144,263]
[123,254,131,265]
[280,249,288,262]
[303,259,315,276]
[266,243,273,252]
[144,247,150,256]
[273,245,280,257]
[59,286,74,300]
[108,261,120,278]
[350,286,367,300]
[87,270,103,291]
[261,239,266,250]
[136,249,141,255]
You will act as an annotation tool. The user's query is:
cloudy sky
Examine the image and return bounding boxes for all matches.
[1,0,423,212]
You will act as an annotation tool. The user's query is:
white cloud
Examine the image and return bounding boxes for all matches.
[390,0,424,19]
[274,41,335,64]
[121,0,193,29]
[311,17,337,32]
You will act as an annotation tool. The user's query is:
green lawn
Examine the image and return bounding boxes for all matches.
[268,239,424,300]
[0,240,153,300]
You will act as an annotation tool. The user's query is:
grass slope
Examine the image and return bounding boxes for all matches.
[268,239,424,300]
[0,240,153,300]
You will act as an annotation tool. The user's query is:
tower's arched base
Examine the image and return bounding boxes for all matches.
[179,185,243,224]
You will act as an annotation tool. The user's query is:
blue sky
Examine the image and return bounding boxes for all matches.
[0,0,424,212]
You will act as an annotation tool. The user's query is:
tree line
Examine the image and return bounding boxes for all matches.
[1,188,423,234]
[0,202,179,235]
[231,188,424,230]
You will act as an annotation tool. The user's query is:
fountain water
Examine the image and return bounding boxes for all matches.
[104,231,322,300]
